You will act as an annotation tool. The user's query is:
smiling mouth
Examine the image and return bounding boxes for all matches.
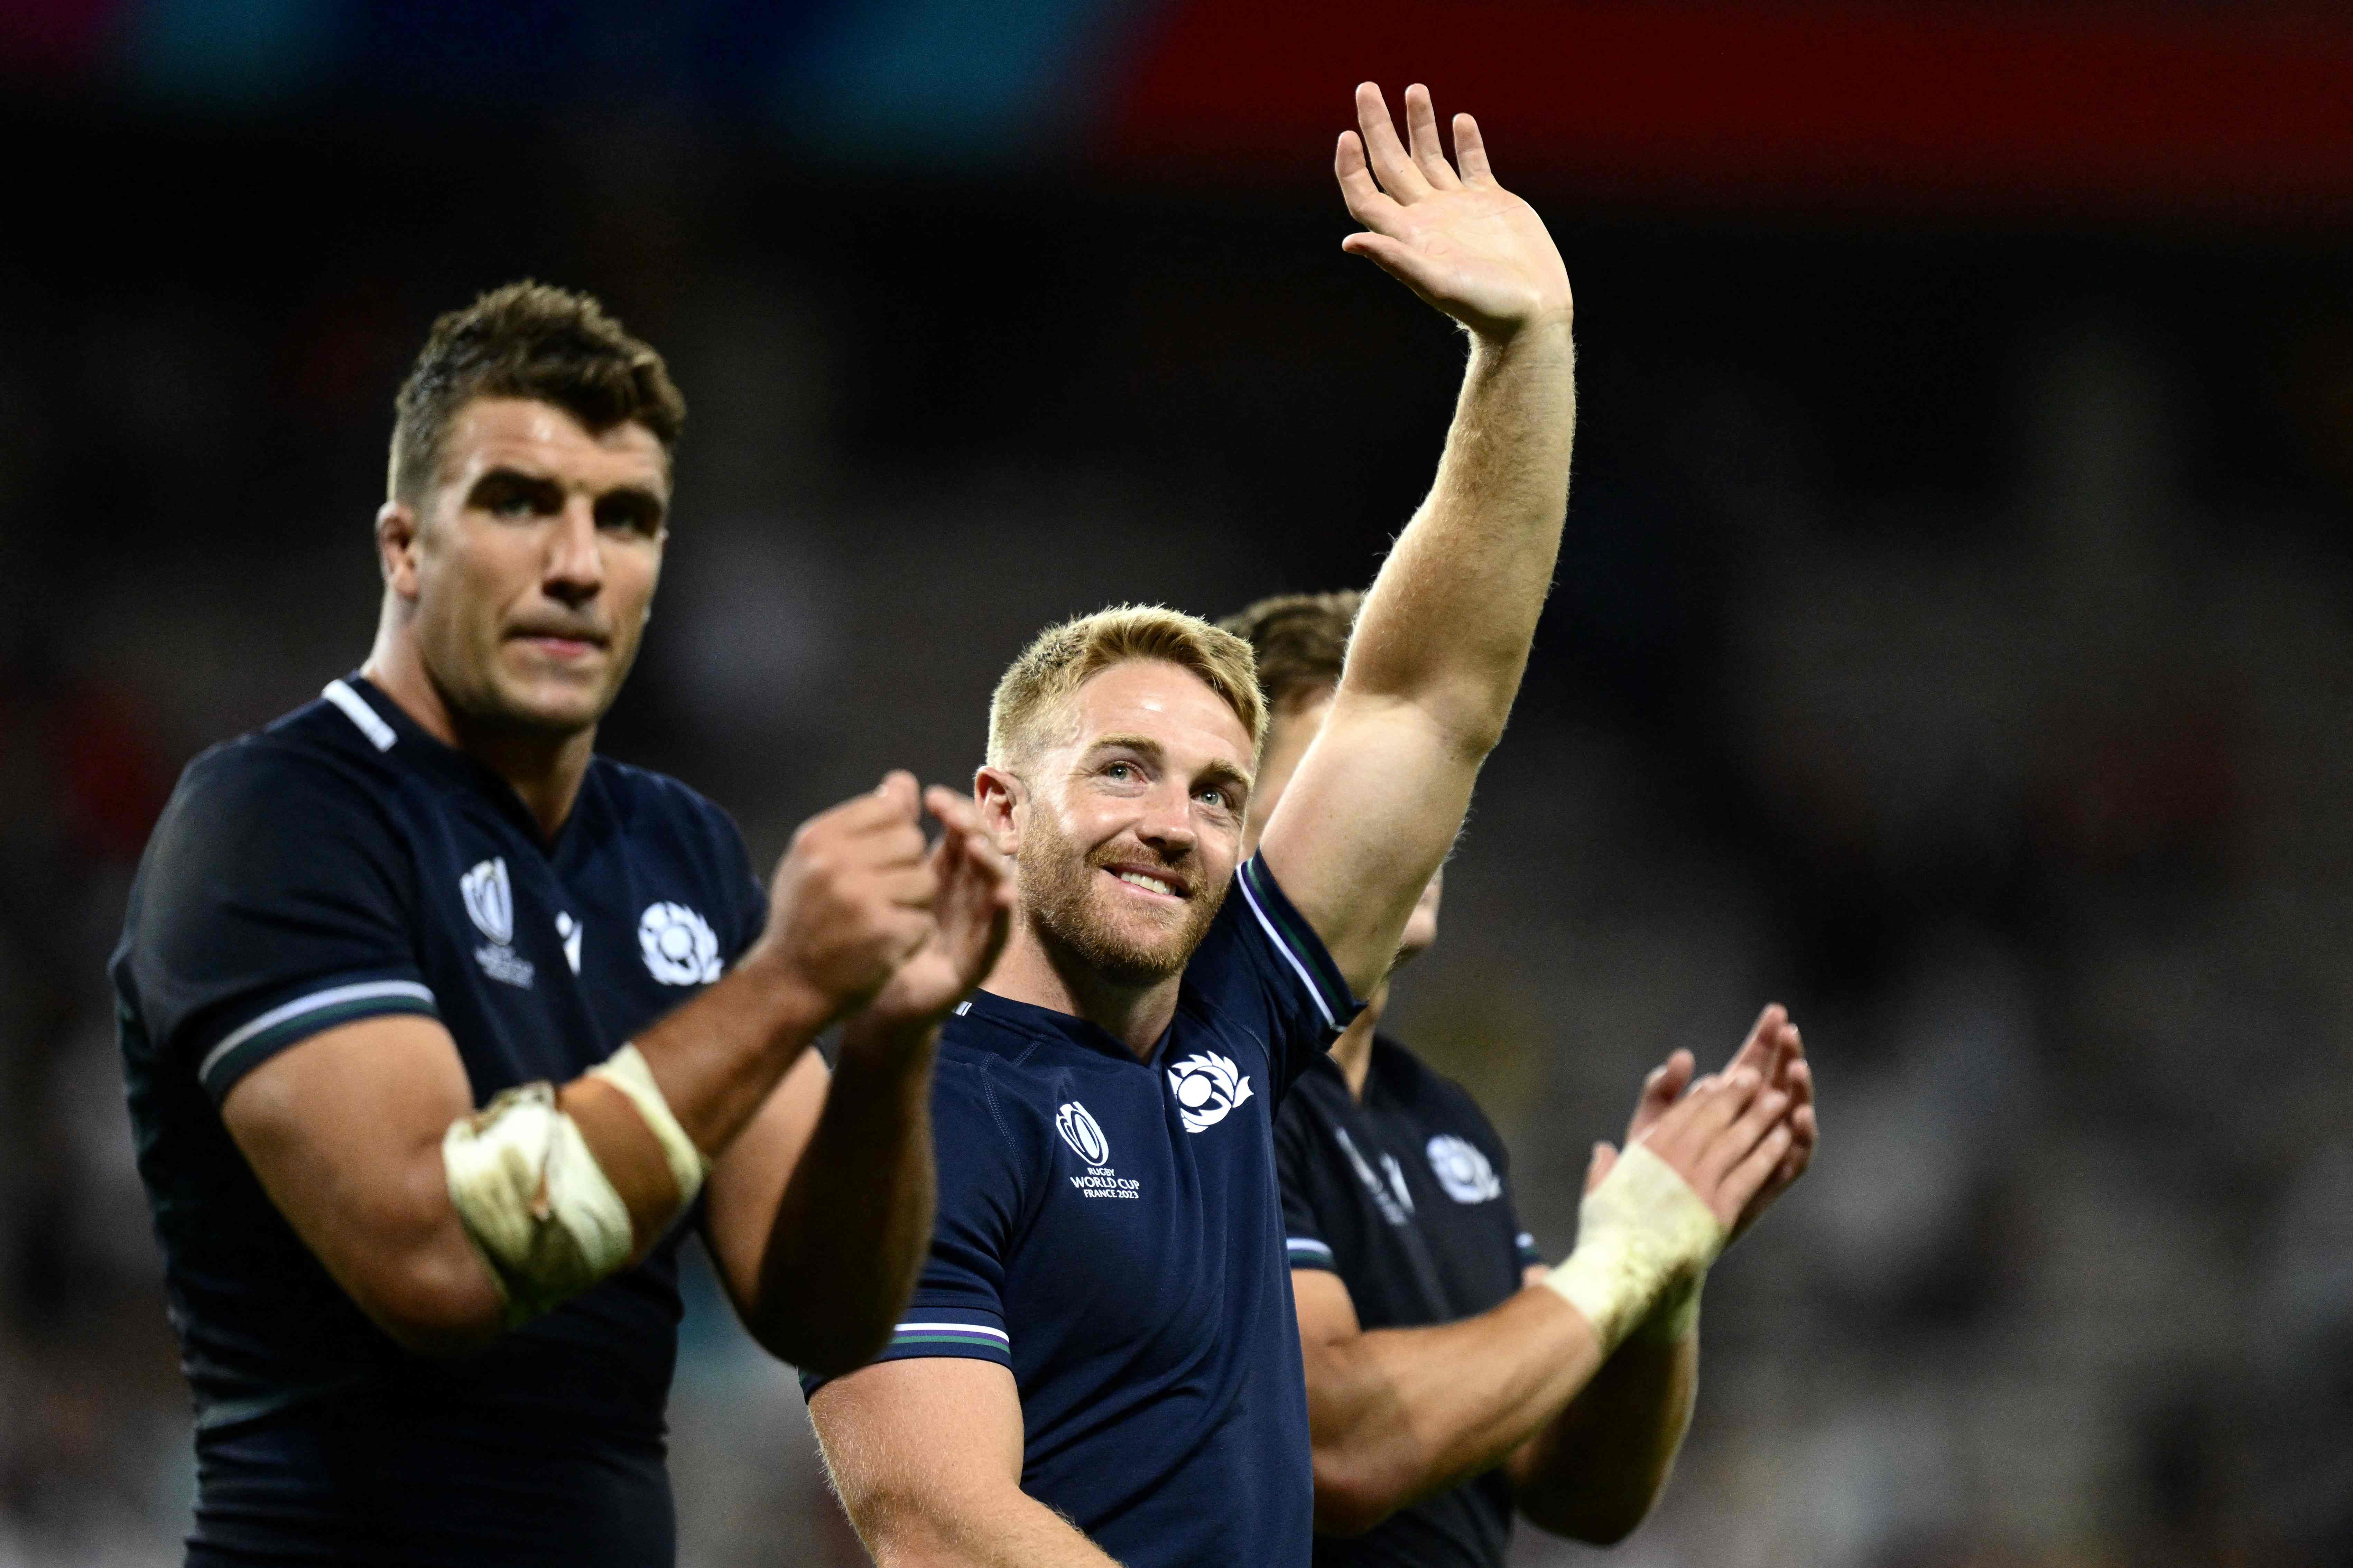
[1105,868,1187,901]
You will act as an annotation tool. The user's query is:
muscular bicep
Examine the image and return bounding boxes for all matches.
[219,1013,503,1354]
[1259,694,1478,996]
[699,1049,831,1324]
[810,1358,1028,1553]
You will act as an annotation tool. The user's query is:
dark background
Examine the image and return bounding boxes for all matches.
[6,3,2353,1564]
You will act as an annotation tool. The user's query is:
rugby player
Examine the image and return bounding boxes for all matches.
[1226,589,1818,1564]
[111,283,1011,1565]
[804,84,1804,1568]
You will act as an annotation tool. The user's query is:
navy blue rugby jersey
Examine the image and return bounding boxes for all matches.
[1279,1037,1545,1568]
[807,855,1360,1568]
[111,674,766,1566]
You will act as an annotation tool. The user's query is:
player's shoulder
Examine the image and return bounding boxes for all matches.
[1373,1036,1507,1148]
[590,757,742,842]
[155,699,404,858]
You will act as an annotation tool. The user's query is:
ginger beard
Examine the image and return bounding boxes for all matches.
[1015,795,1230,990]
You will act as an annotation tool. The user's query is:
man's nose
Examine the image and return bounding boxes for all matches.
[1135,784,1198,857]
[543,497,604,607]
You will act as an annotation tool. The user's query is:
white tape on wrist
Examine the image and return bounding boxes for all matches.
[587,1043,708,1207]
[443,1081,634,1327]
[1542,1142,1724,1355]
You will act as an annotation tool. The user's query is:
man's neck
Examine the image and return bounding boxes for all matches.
[981,918,1184,1060]
[361,641,594,842]
[1328,982,1389,1100]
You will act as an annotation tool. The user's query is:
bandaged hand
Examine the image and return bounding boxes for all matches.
[1543,1067,1792,1353]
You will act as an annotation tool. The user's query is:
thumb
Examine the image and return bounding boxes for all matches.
[1585,1141,1618,1194]
[875,769,921,819]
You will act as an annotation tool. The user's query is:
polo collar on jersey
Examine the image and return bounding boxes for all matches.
[961,987,1173,1067]
[324,672,591,849]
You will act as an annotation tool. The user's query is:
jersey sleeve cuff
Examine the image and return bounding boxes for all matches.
[798,1305,1010,1399]
[1286,1236,1337,1272]
[196,973,439,1103]
[1234,854,1362,1033]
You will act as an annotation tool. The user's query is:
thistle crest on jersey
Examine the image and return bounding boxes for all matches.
[1167,1051,1252,1133]
[638,902,721,985]
[1426,1134,1503,1204]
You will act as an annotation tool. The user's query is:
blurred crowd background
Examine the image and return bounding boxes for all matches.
[6,2,2353,1565]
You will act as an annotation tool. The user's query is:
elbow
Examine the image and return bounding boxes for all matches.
[753,1303,896,1380]
[1518,1490,1658,1548]
[1311,1448,1407,1539]
[357,1252,505,1360]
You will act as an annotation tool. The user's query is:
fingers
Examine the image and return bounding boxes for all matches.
[1725,1002,1787,1078]
[1724,1122,1796,1215]
[1354,81,1429,200]
[1453,112,1492,182]
[1402,83,1459,189]
[1702,1086,1789,1186]
[1334,130,1394,225]
[1624,1049,1692,1142]
[1584,1140,1618,1195]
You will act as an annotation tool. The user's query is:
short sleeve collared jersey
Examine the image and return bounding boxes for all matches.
[1277,1037,1544,1568]
[809,855,1360,1568]
[112,675,767,1566]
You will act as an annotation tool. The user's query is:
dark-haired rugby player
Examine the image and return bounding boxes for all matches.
[1226,589,1818,1565]
[804,84,1807,1568]
[112,282,1010,1565]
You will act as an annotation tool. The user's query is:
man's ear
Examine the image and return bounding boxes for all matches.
[376,500,422,597]
[973,766,1024,858]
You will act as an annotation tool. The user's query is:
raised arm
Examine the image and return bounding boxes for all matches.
[702,788,1012,1374]
[222,774,946,1356]
[1259,83,1576,995]
[811,1360,1124,1568]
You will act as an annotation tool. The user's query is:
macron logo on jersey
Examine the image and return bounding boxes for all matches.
[1167,1052,1252,1133]
[1056,1101,1140,1200]
[461,858,534,989]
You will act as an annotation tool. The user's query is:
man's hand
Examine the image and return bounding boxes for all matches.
[1336,82,1574,341]
[845,786,1015,1053]
[1602,1005,1818,1244]
[753,771,937,1024]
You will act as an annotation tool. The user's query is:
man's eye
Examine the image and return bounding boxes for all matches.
[1104,762,1134,781]
[1197,787,1227,809]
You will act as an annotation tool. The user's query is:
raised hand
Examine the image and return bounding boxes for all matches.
[1335,82,1574,340]
[849,786,1014,1048]
[756,772,937,1021]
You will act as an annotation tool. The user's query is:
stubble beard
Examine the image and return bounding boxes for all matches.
[1018,805,1228,990]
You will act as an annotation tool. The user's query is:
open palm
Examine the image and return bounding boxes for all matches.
[1336,82,1574,339]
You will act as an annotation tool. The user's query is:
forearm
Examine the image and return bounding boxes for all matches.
[1509,1329,1696,1544]
[747,1021,937,1373]
[631,945,833,1156]
[1309,1284,1604,1532]
[852,1487,1122,1568]
[1343,321,1575,746]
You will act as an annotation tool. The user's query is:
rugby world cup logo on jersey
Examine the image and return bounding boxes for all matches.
[1166,1051,1252,1133]
[461,858,535,988]
[1426,1135,1503,1204]
[639,903,722,985]
[1056,1102,1139,1200]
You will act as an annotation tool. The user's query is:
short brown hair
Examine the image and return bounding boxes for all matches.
[988,605,1266,770]
[387,281,685,502]
[1217,590,1362,712]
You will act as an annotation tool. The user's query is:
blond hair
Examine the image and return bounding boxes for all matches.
[986,604,1267,770]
